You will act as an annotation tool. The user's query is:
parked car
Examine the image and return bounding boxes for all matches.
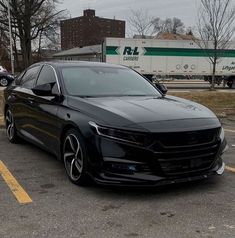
[0,72,15,87]
[0,65,7,73]
[3,61,227,186]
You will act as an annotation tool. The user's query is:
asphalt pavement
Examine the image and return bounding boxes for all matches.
[0,122,235,238]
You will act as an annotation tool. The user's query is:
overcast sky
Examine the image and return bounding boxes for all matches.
[61,0,201,34]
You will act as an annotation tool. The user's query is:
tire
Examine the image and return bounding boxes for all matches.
[62,129,90,186]
[5,109,19,143]
[227,81,233,88]
[0,77,9,87]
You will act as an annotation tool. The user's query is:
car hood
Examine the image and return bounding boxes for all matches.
[67,95,221,132]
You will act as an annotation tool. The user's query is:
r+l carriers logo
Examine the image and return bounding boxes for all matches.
[222,62,235,71]
[123,47,139,61]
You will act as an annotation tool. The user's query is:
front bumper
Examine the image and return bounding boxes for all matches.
[92,160,225,187]
[88,133,227,186]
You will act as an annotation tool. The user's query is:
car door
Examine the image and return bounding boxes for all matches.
[29,64,62,154]
[10,65,41,139]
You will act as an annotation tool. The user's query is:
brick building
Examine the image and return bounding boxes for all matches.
[60,9,125,50]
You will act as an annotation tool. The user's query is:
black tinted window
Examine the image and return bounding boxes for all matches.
[36,65,59,94]
[21,66,40,89]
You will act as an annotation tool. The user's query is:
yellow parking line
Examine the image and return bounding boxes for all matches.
[225,166,235,173]
[0,160,32,204]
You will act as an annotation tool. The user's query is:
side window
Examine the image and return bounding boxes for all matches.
[21,66,40,89]
[36,65,59,94]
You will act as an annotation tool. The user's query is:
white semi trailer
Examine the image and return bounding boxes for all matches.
[102,37,235,87]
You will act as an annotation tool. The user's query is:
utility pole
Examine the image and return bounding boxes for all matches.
[7,0,14,74]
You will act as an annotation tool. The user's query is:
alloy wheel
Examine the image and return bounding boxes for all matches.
[63,134,84,181]
[6,110,15,140]
[0,77,8,87]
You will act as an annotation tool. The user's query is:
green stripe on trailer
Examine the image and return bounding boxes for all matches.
[106,46,119,55]
[143,47,235,57]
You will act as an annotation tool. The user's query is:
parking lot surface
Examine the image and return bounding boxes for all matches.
[0,125,235,238]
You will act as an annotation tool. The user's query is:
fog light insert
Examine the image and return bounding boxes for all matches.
[108,163,137,174]
[128,165,137,172]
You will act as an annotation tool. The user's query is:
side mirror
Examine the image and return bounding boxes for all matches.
[155,83,168,95]
[32,83,54,96]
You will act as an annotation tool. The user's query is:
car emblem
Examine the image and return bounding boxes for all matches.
[187,132,199,145]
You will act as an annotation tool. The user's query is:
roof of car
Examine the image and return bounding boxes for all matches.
[32,60,127,69]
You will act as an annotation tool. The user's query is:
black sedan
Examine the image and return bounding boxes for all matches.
[0,72,15,87]
[3,61,227,186]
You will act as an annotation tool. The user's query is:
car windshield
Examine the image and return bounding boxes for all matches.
[61,66,161,97]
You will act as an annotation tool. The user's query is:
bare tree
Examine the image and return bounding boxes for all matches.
[172,18,185,34]
[152,17,185,35]
[0,30,10,67]
[0,0,65,68]
[186,27,194,36]
[196,0,235,89]
[31,1,66,60]
[129,10,186,38]
[128,10,154,38]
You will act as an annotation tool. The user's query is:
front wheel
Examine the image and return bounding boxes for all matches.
[0,77,9,87]
[62,129,90,186]
[227,81,233,88]
[5,109,19,143]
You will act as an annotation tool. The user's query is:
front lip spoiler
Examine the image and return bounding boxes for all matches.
[92,170,220,187]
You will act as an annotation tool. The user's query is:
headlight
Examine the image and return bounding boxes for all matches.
[89,122,152,146]
[220,127,225,141]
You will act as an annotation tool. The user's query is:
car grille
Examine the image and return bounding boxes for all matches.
[150,128,221,176]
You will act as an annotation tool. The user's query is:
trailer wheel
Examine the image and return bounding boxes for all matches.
[227,81,233,88]
[215,77,223,86]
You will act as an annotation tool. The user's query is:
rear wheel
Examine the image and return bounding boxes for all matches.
[227,81,233,88]
[62,129,90,186]
[5,109,19,143]
[0,77,9,87]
